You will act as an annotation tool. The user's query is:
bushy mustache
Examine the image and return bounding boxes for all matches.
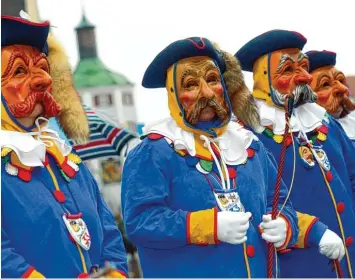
[185,96,229,125]
[8,90,61,119]
[272,84,318,107]
[326,93,355,117]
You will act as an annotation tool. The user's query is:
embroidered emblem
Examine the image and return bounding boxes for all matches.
[299,145,315,168]
[63,214,91,251]
[214,190,245,212]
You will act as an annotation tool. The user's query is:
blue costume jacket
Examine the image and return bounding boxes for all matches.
[1,105,128,278]
[256,104,355,278]
[121,120,298,278]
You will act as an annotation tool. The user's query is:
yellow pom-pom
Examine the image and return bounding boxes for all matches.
[1,147,12,157]
[273,135,284,144]
[317,132,327,141]
[68,153,81,164]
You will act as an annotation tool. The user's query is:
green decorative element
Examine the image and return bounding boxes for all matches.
[310,134,318,143]
[2,156,9,165]
[59,168,71,183]
[263,128,274,138]
[200,159,213,172]
[74,58,133,89]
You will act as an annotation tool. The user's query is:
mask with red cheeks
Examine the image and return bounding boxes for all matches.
[1,44,61,120]
[310,66,355,118]
[269,48,317,107]
[175,56,229,125]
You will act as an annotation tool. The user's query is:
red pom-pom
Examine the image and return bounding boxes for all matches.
[18,169,31,182]
[53,190,66,203]
[246,245,255,257]
[337,202,345,214]
[318,125,329,134]
[227,168,237,179]
[346,236,353,247]
[325,171,333,182]
[247,148,255,158]
[148,133,164,140]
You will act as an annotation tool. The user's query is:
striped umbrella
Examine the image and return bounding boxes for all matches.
[68,105,139,161]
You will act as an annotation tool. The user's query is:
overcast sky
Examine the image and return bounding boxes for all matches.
[37,0,355,123]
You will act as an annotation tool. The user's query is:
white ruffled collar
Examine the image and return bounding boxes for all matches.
[143,117,258,166]
[337,111,355,140]
[256,100,327,135]
[1,118,72,167]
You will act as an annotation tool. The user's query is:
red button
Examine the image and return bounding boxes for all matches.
[346,237,353,247]
[247,148,255,158]
[246,245,255,257]
[228,168,237,179]
[325,171,333,182]
[337,202,345,214]
[78,273,89,278]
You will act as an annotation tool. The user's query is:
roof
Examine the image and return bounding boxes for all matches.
[75,13,94,30]
[73,57,133,89]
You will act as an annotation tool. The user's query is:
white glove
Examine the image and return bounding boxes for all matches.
[260,214,287,248]
[217,211,252,245]
[319,229,345,261]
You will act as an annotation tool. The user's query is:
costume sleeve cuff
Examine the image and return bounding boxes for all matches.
[306,219,328,248]
[105,270,127,278]
[22,266,45,278]
[276,214,292,251]
[295,212,328,248]
[186,207,219,245]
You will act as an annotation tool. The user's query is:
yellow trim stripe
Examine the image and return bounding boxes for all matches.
[76,243,88,274]
[243,243,251,278]
[319,166,353,277]
[46,165,60,191]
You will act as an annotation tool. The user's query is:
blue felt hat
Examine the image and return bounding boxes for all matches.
[235,29,307,72]
[306,50,336,73]
[1,15,50,55]
[142,37,226,88]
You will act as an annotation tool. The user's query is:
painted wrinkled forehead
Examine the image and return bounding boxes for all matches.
[269,48,308,73]
[312,65,344,78]
[174,56,219,91]
[1,45,47,76]
[310,65,347,88]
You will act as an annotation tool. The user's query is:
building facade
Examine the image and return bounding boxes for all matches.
[73,12,138,213]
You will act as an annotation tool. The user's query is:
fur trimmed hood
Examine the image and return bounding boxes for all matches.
[213,43,262,132]
[47,34,89,144]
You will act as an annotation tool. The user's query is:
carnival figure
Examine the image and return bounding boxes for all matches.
[306,50,355,147]
[1,15,128,278]
[235,29,355,278]
[121,37,299,277]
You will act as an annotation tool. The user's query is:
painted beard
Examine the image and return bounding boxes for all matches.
[326,94,355,118]
[185,96,229,125]
[271,84,318,108]
[8,90,61,119]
